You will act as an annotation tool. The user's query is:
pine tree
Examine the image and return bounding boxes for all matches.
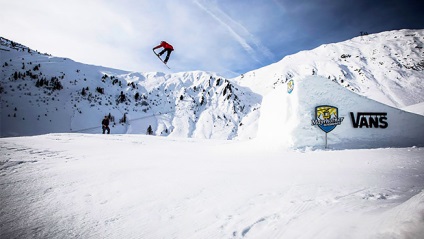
[119,91,126,102]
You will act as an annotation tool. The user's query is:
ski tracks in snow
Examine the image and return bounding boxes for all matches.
[215,185,416,239]
[0,138,87,239]
[220,186,330,238]
[0,141,68,171]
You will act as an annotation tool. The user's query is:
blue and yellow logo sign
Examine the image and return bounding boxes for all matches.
[287,79,294,94]
[311,105,344,133]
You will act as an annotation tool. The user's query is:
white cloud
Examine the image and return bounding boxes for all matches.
[193,0,274,64]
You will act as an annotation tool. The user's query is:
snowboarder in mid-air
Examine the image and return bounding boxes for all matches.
[153,41,174,64]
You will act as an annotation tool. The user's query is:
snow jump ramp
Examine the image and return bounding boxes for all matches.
[257,76,424,149]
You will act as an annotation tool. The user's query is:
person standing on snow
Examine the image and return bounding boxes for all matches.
[102,115,110,134]
[153,41,174,64]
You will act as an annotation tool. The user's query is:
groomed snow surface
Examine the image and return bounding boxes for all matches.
[1,134,424,239]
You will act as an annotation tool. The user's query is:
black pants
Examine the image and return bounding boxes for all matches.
[102,126,110,134]
[159,48,173,63]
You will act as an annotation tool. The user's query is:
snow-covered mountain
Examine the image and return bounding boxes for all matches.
[1,29,424,148]
[0,37,261,139]
[235,29,424,108]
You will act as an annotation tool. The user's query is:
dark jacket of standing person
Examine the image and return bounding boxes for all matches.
[102,116,110,134]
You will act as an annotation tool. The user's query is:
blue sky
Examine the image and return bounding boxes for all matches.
[1,0,423,78]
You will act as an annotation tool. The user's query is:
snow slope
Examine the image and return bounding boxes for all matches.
[1,134,424,239]
[403,102,424,116]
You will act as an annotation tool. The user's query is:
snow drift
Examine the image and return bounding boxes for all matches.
[257,76,424,149]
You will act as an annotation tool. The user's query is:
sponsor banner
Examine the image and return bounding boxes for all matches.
[287,79,294,94]
[349,112,388,128]
[311,105,344,133]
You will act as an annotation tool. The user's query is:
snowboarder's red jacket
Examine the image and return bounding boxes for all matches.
[153,41,174,50]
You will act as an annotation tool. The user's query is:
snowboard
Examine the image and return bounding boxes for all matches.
[153,50,170,69]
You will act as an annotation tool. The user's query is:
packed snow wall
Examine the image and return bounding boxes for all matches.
[257,76,424,149]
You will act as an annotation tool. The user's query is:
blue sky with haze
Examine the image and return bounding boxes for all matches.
[1,0,423,78]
